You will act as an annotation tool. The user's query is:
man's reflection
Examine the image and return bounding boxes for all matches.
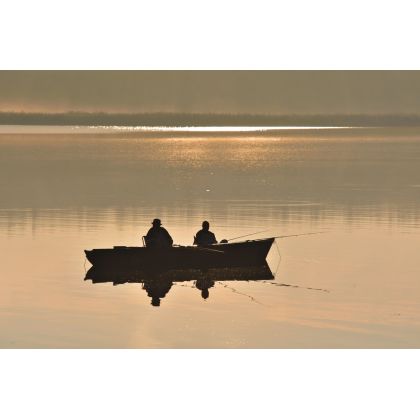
[143,278,173,307]
[195,278,215,300]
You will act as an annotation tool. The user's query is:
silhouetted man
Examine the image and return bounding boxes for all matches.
[143,278,173,307]
[145,218,173,248]
[194,221,217,246]
[195,278,215,300]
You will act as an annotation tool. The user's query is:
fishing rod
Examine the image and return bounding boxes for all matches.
[225,230,269,242]
[272,231,325,240]
[224,230,325,241]
[228,231,325,242]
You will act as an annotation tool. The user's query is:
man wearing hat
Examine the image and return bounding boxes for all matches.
[144,218,173,248]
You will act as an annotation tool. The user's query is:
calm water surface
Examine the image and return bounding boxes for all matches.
[1,126,420,348]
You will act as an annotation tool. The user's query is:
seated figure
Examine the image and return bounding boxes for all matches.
[144,218,173,248]
[194,221,217,246]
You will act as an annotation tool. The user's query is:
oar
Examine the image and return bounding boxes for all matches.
[196,247,225,254]
[173,244,225,254]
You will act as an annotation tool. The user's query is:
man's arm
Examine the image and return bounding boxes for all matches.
[144,228,153,246]
[163,228,173,245]
[211,232,217,244]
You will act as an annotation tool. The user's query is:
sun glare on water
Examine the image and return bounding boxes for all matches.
[91,125,353,132]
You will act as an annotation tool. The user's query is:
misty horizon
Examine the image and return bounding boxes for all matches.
[3,111,420,127]
[2,71,420,117]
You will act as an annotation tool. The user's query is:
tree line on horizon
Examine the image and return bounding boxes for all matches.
[1,112,420,126]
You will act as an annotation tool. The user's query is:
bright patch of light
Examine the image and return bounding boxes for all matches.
[88,125,355,132]
[0,125,358,134]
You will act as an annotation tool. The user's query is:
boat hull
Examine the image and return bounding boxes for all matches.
[85,238,274,269]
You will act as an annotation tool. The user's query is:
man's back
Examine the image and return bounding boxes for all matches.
[145,226,173,248]
[194,229,217,246]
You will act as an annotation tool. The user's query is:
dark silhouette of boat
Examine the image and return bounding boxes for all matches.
[84,237,274,270]
[84,264,274,306]
[85,263,274,284]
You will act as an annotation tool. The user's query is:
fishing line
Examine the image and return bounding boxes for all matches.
[273,239,282,277]
[261,280,329,293]
[216,281,266,306]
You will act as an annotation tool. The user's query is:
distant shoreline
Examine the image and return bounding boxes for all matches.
[2,112,420,127]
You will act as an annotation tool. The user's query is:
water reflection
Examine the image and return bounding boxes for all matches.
[2,202,420,240]
[1,128,420,212]
[85,264,274,307]
[2,128,420,347]
[195,278,215,300]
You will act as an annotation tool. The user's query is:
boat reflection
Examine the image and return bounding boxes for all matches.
[84,264,274,306]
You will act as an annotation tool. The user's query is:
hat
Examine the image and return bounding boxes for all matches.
[152,218,161,226]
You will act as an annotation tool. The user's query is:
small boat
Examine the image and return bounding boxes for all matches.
[84,237,274,270]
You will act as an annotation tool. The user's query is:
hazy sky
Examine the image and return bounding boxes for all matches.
[1,71,420,115]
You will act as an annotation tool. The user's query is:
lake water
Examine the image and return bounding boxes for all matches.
[1,126,420,348]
